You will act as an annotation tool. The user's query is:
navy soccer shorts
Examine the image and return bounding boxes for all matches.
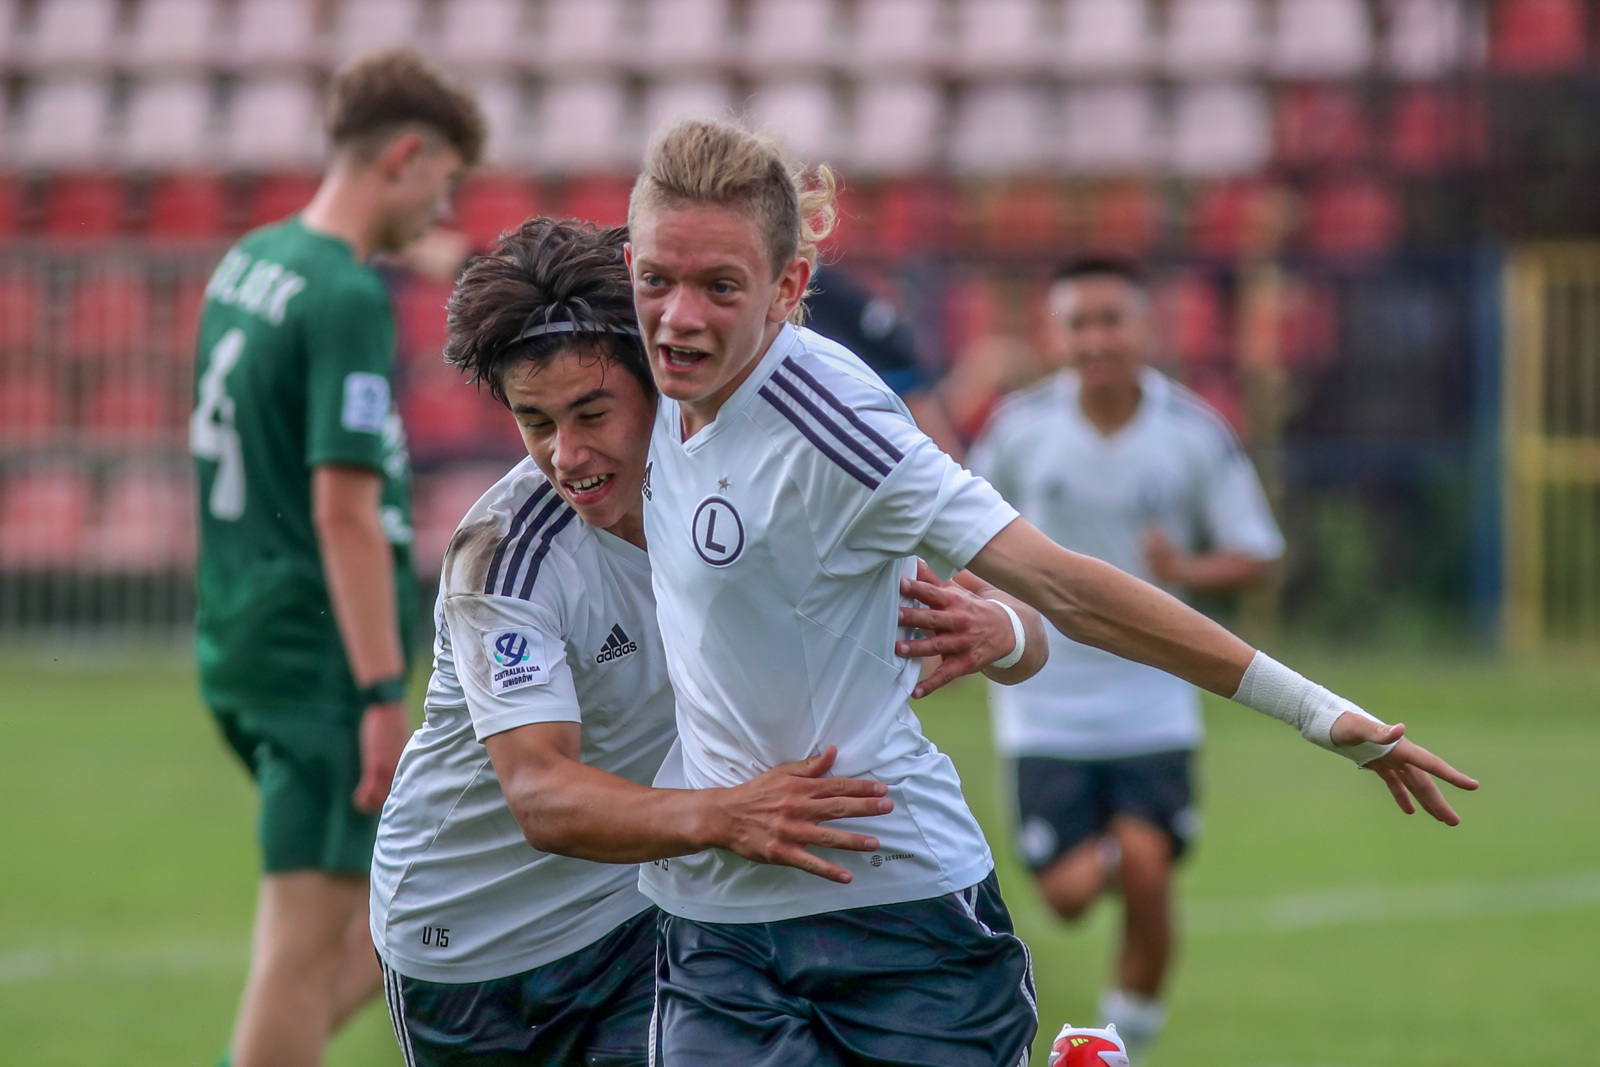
[1011,749,1198,871]
[380,907,657,1067]
[655,871,1037,1067]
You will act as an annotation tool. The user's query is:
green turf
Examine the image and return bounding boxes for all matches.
[2,649,1595,1066]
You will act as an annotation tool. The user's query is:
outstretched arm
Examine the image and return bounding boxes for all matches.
[484,725,893,884]
[966,518,1478,822]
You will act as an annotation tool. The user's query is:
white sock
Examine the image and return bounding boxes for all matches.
[1099,988,1165,1063]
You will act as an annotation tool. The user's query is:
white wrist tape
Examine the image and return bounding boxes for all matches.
[988,600,1026,671]
[1232,651,1398,766]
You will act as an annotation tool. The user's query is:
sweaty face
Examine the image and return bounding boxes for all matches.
[627,203,808,433]
[376,143,465,254]
[503,347,656,548]
[1046,275,1150,391]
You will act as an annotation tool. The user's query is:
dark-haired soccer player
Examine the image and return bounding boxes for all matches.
[969,253,1284,1062]
[368,217,1044,1067]
[190,50,483,1067]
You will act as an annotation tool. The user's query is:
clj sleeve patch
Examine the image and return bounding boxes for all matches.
[341,372,391,434]
[481,628,549,694]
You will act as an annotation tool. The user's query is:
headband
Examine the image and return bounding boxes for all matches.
[515,320,641,343]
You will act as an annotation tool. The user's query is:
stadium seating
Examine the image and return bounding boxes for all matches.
[1170,83,1273,176]
[123,79,214,170]
[0,274,42,351]
[17,77,111,170]
[0,469,92,569]
[86,469,194,570]
[1088,181,1161,250]
[535,78,632,171]
[0,178,19,235]
[1164,0,1265,75]
[641,0,730,68]
[44,176,125,237]
[333,0,424,62]
[642,79,736,140]
[542,0,631,69]
[557,177,633,228]
[453,175,541,249]
[951,86,1051,176]
[1275,85,1371,168]
[223,78,322,169]
[1304,175,1401,256]
[849,80,943,174]
[1061,84,1161,174]
[1384,0,1467,79]
[0,372,60,442]
[852,0,944,70]
[440,0,529,67]
[26,0,119,67]
[748,79,839,163]
[145,174,232,238]
[746,0,838,71]
[229,0,318,67]
[412,465,509,572]
[1161,271,1228,365]
[954,0,1047,74]
[129,0,218,70]
[67,271,152,359]
[1492,0,1587,72]
[1270,0,1373,77]
[83,377,175,440]
[1060,0,1152,74]
[246,174,319,231]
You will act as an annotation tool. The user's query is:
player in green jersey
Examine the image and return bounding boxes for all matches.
[190,51,483,1067]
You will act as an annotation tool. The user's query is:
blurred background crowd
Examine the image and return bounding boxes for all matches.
[0,0,1597,650]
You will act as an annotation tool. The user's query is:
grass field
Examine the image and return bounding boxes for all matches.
[3,648,1597,1066]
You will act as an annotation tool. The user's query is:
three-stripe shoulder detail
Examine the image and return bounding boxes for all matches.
[757,357,905,490]
[482,482,578,599]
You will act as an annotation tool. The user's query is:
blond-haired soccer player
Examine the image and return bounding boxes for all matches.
[625,118,1478,1066]
[969,252,1284,1062]
[191,51,482,1067]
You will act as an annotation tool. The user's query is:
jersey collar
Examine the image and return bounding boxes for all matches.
[676,323,798,452]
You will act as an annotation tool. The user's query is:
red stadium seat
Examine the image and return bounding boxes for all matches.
[67,272,153,360]
[454,174,542,248]
[401,379,491,458]
[1088,183,1160,252]
[0,469,92,569]
[1159,272,1226,366]
[412,464,509,573]
[0,178,22,235]
[83,378,175,439]
[147,174,232,238]
[0,275,44,353]
[246,174,320,231]
[1183,372,1244,436]
[0,373,63,442]
[1305,176,1401,257]
[557,177,632,228]
[86,469,195,570]
[1275,85,1371,168]
[1492,0,1585,72]
[396,279,455,362]
[44,175,127,237]
[1390,87,1488,173]
[162,276,210,361]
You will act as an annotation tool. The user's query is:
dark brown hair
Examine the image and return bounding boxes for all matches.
[326,49,486,167]
[1054,251,1149,289]
[445,217,653,405]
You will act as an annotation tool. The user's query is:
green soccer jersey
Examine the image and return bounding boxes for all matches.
[192,216,417,713]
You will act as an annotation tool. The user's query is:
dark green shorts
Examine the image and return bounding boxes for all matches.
[211,704,377,875]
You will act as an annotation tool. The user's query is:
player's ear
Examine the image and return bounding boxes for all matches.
[768,256,811,324]
[378,130,427,180]
[623,242,634,273]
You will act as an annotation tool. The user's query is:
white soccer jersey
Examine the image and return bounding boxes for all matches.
[639,324,1020,924]
[968,367,1284,759]
[371,458,675,983]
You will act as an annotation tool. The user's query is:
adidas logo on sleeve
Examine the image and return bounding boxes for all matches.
[596,624,638,664]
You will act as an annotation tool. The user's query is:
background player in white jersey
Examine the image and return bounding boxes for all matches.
[624,118,1478,1066]
[969,252,1286,1062]
[370,218,1041,1066]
